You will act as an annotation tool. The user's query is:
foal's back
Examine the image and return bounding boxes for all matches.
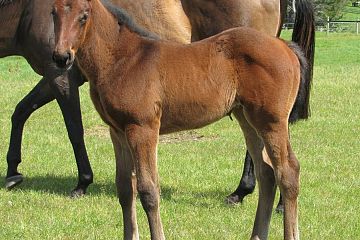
[129,27,300,133]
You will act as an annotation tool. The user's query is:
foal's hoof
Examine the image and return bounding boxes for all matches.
[225,194,243,205]
[275,204,284,214]
[70,188,86,198]
[5,174,24,190]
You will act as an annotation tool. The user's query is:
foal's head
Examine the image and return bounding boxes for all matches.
[52,0,92,69]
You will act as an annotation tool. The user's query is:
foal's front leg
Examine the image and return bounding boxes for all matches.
[110,128,139,240]
[125,124,164,240]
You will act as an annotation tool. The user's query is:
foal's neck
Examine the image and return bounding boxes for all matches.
[77,0,144,84]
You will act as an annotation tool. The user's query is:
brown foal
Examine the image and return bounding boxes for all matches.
[52,0,309,239]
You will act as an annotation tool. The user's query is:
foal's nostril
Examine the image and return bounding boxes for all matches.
[65,51,72,65]
[53,51,72,69]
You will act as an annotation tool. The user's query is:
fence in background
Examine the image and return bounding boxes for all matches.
[283,18,360,35]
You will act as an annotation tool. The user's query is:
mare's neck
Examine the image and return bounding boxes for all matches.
[0,0,29,56]
[76,0,144,85]
[117,0,190,43]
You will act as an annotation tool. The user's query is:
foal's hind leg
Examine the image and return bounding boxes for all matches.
[268,141,300,240]
[125,124,164,240]
[233,109,276,239]
[227,151,284,214]
[247,112,300,239]
[110,128,139,240]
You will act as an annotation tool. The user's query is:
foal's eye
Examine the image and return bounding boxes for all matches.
[79,12,89,25]
[51,8,56,16]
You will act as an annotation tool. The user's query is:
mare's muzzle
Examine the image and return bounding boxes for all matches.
[52,49,75,69]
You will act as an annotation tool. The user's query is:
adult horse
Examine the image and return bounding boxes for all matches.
[1,0,190,197]
[2,0,315,204]
[52,0,309,239]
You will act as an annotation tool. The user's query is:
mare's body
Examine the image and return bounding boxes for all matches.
[2,0,314,205]
[53,0,309,239]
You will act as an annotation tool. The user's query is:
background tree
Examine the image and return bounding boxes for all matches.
[285,0,352,23]
[314,0,351,21]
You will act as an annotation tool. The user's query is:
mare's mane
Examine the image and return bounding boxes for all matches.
[100,0,159,39]
[0,0,13,7]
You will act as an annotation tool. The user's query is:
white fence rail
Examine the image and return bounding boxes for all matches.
[283,18,360,35]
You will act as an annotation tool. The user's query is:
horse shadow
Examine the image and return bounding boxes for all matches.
[0,174,117,197]
[1,174,237,208]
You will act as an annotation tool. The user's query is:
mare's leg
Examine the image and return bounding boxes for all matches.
[225,150,256,204]
[226,153,284,215]
[125,124,164,240]
[48,68,93,197]
[6,67,93,197]
[275,194,284,214]
[226,139,284,215]
[233,108,276,239]
[6,77,55,189]
[110,128,139,240]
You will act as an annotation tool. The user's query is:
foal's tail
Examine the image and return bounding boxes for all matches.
[288,0,315,123]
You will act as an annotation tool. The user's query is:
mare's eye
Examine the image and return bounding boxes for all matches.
[79,12,89,25]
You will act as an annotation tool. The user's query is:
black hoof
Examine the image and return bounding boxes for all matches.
[5,174,24,190]
[275,204,284,214]
[225,194,243,205]
[70,188,86,198]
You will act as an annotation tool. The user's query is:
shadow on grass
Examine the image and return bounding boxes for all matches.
[1,174,240,207]
[161,185,237,208]
[0,174,116,197]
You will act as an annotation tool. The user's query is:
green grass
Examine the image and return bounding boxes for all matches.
[0,32,360,239]
[342,5,360,21]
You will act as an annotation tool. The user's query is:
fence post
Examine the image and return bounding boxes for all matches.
[357,19,359,35]
[327,17,330,35]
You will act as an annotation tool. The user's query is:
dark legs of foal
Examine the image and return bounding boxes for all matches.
[5,67,93,197]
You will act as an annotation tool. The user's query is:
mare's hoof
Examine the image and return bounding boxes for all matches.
[225,194,243,205]
[275,204,284,214]
[70,188,86,198]
[5,174,24,190]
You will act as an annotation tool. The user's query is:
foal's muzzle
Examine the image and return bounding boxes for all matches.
[52,50,74,70]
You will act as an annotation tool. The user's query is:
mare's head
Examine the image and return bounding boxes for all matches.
[52,0,92,69]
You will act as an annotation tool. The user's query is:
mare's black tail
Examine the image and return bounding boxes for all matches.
[288,0,315,123]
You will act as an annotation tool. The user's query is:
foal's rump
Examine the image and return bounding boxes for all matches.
[155,27,303,133]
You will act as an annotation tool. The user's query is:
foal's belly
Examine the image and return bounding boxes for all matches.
[159,86,237,134]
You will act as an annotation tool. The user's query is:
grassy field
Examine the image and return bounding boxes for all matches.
[342,4,360,20]
[0,31,359,239]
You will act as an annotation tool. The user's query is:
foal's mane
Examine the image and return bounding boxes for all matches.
[100,0,159,40]
[0,0,13,7]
